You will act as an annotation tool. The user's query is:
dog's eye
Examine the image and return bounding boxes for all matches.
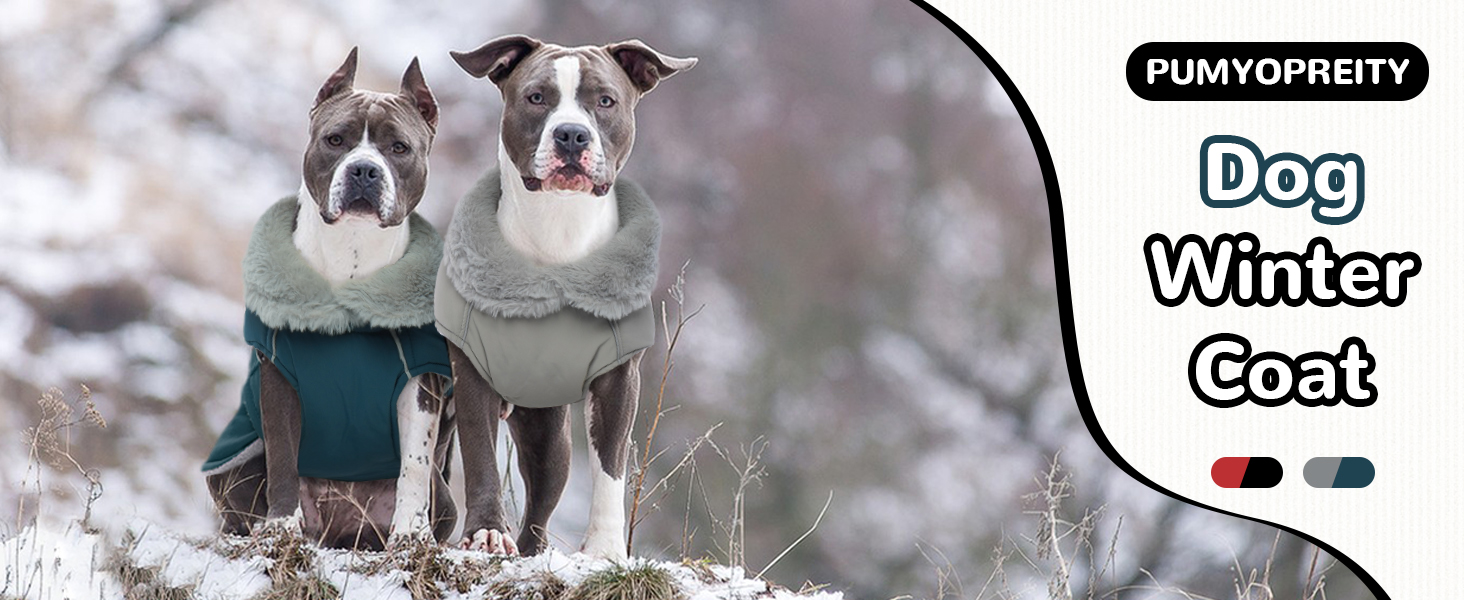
[527,92,545,105]
[392,141,410,154]
[598,95,615,108]
[326,134,344,147]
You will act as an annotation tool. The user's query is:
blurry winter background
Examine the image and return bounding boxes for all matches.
[0,0,1374,598]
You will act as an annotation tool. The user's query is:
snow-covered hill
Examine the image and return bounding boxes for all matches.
[2,520,840,600]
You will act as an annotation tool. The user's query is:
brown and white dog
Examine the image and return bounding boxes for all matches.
[446,35,695,559]
[206,49,454,549]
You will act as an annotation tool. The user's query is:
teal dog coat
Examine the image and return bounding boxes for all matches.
[203,198,451,481]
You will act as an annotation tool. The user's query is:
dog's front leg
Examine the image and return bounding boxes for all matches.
[389,374,442,545]
[581,352,643,561]
[449,344,517,555]
[258,352,304,533]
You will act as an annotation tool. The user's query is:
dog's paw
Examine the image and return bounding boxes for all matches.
[258,514,302,538]
[387,528,435,550]
[578,534,627,562]
[460,528,518,556]
[389,509,434,547]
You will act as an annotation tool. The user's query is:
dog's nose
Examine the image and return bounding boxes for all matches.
[348,162,382,185]
[552,124,592,155]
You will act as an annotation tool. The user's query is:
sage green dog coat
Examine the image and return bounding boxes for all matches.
[203,198,452,481]
[436,171,659,408]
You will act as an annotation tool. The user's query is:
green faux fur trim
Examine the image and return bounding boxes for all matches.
[243,197,443,334]
[443,170,661,321]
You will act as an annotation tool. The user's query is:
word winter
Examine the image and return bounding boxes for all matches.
[1145,232,1421,307]
[1200,135,1364,224]
[1189,333,1375,408]
[1148,57,1410,86]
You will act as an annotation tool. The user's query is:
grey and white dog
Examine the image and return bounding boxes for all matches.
[206,49,453,549]
[446,35,695,559]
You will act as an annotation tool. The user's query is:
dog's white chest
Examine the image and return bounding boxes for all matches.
[498,186,619,265]
[293,190,411,284]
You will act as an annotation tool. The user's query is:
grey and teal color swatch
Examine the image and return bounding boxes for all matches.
[1303,457,1374,488]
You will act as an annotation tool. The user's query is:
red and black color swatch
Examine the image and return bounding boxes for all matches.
[1211,457,1283,488]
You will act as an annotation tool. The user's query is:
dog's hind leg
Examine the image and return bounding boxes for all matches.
[580,352,643,561]
[206,452,267,535]
[449,343,517,555]
[506,404,571,555]
[430,465,457,543]
[431,388,458,543]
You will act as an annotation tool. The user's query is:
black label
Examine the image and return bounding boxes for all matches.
[1127,42,1427,101]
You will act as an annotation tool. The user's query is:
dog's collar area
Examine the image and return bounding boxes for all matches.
[444,169,659,320]
[244,196,444,334]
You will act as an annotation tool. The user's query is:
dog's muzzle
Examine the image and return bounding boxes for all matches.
[338,160,385,217]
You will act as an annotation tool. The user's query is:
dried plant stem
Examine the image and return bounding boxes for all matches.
[626,260,703,554]
[17,385,106,531]
[756,490,832,580]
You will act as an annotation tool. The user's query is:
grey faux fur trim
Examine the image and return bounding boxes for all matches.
[444,171,660,320]
[201,439,262,477]
[243,197,443,334]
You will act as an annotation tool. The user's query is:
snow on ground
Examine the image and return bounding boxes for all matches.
[0,519,843,600]
[0,522,118,600]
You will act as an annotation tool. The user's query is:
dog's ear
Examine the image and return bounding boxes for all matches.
[315,47,358,109]
[604,40,697,94]
[451,35,542,84]
[400,57,438,131]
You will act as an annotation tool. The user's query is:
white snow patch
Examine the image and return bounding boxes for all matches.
[0,522,122,600]
[126,522,272,599]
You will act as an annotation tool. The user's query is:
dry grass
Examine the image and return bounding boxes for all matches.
[915,541,973,600]
[214,524,341,600]
[627,260,704,554]
[204,528,336,599]
[4,385,114,599]
[260,529,316,578]
[399,541,460,599]
[483,569,570,600]
[386,539,498,599]
[1020,454,1109,600]
[251,574,338,600]
[565,562,683,600]
[678,557,719,586]
[107,532,195,600]
[924,455,1349,600]
[1225,534,1332,600]
[908,456,1129,600]
[703,436,767,569]
[18,385,106,531]
[620,263,828,587]
[616,268,837,584]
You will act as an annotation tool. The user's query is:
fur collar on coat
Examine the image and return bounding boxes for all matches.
[243,197,443,334]
[443,171,660,321]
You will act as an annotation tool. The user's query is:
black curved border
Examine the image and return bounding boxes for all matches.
[905,2,1392,598]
